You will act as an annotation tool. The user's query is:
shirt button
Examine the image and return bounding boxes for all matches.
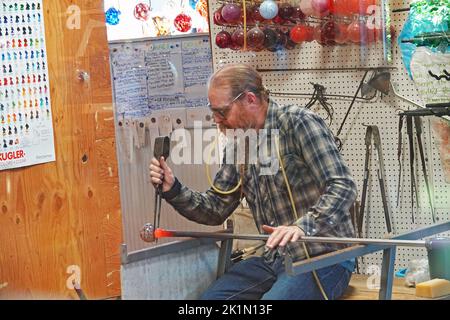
[311,228,317,234]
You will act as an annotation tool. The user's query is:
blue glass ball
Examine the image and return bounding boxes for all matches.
[189,0,199,10]
[259,0,279,20]
[105,7,121,26]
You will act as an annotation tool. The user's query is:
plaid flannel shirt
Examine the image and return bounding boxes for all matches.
[163,99,357,262]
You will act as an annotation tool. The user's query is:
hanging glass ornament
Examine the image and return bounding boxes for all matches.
[334,22,349,44]
[247,25,265,51]
[321,20,340,41]
[347,0,375,15]
[290,24,313,43]
[222,3,242,24]
[263,27,279,50]
[273,15,287,25]
[196,0,208,18]
[291,6,306,21]
[189,0,199,10]
[231,26,245,50]
[268,29,288,52]
[214,6,227,25]
[299,0,314,17]
[347,17,367,44]
[284,29,297,49]
[216,30,232,48]
[251,5,266,23]
[259,0,279,20]
[332,0,349,17]
[174,13,192,32]
[244,4,255,24]
[105,7,121,26]
[278,3,294,20]
[311,0,331,17]
[134,3,151,22]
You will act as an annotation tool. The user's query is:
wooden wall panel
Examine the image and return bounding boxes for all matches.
[0,0,122,299]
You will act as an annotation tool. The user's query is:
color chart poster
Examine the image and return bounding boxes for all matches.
[0,0,55,171]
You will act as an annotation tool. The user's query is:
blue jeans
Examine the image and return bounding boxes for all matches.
[200,256,352,300]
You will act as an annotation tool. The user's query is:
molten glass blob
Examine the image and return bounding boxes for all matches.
[154,228,174,239]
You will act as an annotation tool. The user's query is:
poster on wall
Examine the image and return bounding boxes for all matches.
[0,0,56,171]
[110,35,212,118]
[104,0,209,42]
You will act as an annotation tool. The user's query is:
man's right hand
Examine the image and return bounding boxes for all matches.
[149,157,175,193]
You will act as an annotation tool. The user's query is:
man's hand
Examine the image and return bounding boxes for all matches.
[262,225,305,249]
[149,157,175,192]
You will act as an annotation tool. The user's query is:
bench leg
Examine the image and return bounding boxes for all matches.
[379,247,396,300]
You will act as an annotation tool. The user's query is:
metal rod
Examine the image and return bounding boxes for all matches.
[256,67,397,73]
[158,230,427,247]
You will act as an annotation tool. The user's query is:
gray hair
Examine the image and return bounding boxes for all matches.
[207,64,269,102]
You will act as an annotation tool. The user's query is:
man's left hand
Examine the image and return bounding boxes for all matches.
[262,225,305,249]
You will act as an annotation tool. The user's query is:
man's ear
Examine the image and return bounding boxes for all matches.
[246,91,258,105]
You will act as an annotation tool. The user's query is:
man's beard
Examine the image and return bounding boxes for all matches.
[217,110,256,133]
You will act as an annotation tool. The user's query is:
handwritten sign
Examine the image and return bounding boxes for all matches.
[110,35,212,117]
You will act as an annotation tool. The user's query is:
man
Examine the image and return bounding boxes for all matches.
[149,64,357,300]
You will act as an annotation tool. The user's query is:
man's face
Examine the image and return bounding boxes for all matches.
[208,86,257,133]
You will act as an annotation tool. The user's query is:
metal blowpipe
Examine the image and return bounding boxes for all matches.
[154,228,427,247]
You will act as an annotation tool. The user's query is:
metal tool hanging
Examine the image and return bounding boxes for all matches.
[358,125,393,238]
[398,112,439,224]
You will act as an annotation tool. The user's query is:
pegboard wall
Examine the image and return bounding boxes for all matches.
[208,0,450,273]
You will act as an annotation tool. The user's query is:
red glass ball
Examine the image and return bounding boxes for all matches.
[332,0,348,16]
[321,20,340,41]
[291,7,306,21]
[278,3,294,20]
[213,6,227,25]
[251,5,266,23]
[290,24,311,43]
[215,30,232,48]
[174,13,192,32]
[230,27,245,50]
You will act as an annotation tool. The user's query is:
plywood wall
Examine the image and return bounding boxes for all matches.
[0,0,122,299]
